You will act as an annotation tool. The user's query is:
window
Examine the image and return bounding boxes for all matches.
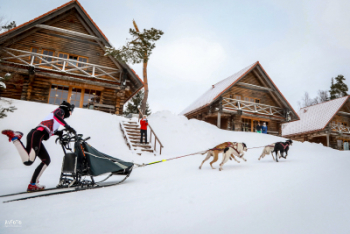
[78,57,88,67]
[58,53,68,65]
[42,50,55,64]
[30,47,40,64]
[68,55,78,66]
[235,95,242,100]
[49,85,69,105]
[244,97,260,103]
[83,89,101,108]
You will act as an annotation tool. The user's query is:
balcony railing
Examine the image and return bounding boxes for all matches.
[222,98,284,118]
[330,123,350,134]
[1,48,120,82]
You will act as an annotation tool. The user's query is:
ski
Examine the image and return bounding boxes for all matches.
[0,187,67,198]
[3,173,131,203]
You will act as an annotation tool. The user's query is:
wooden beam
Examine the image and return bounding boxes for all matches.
[237,82,273,91]
[338,111,350,116]
[35,24,101,41]
[37,31,99,46]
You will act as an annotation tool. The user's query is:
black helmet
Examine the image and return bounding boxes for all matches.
[59,101,75,118]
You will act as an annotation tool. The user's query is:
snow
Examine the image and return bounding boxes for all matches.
[1,98,350,234]
[282,96,349,137]
[180,62,257,115]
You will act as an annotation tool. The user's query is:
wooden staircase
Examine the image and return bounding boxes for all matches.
[120,120,154,154]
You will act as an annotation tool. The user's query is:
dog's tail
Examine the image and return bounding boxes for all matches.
[201,150,209,155]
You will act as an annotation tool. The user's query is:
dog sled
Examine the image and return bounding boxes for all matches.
[56,129,134,188]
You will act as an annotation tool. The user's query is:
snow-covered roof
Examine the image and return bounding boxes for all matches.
[180,62,258,115]
[282,96,349,137]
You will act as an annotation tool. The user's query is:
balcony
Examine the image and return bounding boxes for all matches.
[222,97,284,118]
[0,48,120,82]
[330,123,350,134]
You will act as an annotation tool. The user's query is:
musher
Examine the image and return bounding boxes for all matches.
[1,101,76,192]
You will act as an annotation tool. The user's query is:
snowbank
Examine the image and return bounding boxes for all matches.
[0,99,349,234]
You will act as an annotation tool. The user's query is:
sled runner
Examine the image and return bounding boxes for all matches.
[56,129,134,188]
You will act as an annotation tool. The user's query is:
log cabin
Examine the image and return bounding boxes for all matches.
[180,61,299,135]
[282,96,350,150]
[0,0,144,114]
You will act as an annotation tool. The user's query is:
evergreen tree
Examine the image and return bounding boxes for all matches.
[105,20,163,115]
[1,21,16,31]
[123,90,151,116]
[329,75,349,99]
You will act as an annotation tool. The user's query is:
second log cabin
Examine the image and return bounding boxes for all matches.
[180,61,299,135]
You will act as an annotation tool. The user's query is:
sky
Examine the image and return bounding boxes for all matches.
[1,0,350,114]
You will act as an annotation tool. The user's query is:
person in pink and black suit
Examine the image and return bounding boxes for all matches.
[1,101,76,192]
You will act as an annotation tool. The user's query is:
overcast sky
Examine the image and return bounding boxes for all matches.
[1,0,350,114]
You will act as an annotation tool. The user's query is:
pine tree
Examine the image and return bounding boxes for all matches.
[123,90,151,116]
[105,20,163,115]
[329,75,349,99]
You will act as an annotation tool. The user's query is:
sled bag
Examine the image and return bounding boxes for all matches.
[75,142,134,176]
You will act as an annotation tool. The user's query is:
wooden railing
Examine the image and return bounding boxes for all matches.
[1,48,120,82]
[330,123,350,134]
[138,108,164,155]
[222,98,284,117]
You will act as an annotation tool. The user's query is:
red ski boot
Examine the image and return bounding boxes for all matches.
[1,130,23,142]
[27,183,45,192]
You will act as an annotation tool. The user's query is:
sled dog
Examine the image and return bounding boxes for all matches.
[219,143,248,171]
[258,144,276,161]
[199,142,239,169]
[273,140,293,160]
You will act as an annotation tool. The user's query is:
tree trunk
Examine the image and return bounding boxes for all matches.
[141,60,148,114]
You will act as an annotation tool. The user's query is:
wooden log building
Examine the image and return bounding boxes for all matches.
[180,62,299,135]
[282,96,350,150]
[0,0,144,114]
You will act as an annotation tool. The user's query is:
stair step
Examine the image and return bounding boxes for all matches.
[125,127,139,130]
[141,149,154,152]
[132,144,151,148]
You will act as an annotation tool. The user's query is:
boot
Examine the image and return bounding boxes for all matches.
[2,130,23,142]
[27,183,45,192]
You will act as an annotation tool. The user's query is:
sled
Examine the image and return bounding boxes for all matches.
[55,130,133,188]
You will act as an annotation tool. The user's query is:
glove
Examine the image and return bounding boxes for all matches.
[54,130,63,137]
[65,125,76,134]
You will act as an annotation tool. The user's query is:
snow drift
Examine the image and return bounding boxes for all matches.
[0,98,349,234]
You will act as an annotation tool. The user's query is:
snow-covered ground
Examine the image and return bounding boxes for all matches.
[0,98,349,234]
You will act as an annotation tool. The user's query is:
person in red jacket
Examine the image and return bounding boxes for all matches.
[140,115,148,144]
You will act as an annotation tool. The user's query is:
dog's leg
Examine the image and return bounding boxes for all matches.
[278,151,282,159]
[199,151,211,169]
[271,151,275,161]
[210,151,219,169]
[231,154,240,163]
[239,152,247,161]
[219,152,231,171]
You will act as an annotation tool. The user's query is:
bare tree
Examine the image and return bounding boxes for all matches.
[316,90,329,103]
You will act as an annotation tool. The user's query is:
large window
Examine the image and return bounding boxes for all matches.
[48,84,101,108]
[83,89,101,108]
[70,88,82,107]
[49,85,69,105]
